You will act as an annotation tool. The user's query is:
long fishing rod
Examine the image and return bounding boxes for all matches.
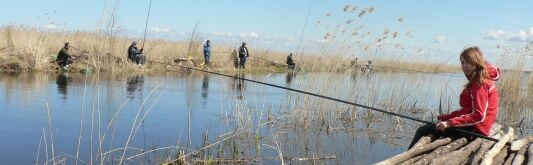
[295,0,314,56]
[155,61,505,144]
[142,0,153,49]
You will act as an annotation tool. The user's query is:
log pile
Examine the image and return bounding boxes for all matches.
[376,126,533,165]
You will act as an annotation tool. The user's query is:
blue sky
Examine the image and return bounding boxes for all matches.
[2,0,533,67]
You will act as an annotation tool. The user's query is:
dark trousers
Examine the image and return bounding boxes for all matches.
[408,124,474,149]
[58,58,73,67]
[288,63,295,70]
[239,57,247,68]
[130,54,145,65]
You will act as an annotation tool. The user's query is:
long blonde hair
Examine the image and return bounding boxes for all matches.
[460,47,489,88]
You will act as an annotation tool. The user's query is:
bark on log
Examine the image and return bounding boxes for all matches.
[481,127,514,165]
[503,147,515,165]
[527,143,533,165]
[493,146,509,165]
[511,145,528,165]
[511,136,533,151]
[398,154,424,165]
[375,137,452,165]
[470,133,502,165]
[412,135,434,149]
[429,138,483,165]
[413,138,468,165]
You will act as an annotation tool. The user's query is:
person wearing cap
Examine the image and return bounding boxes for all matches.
[238,42,250,69]
[286,53,295,70]
[203,40,211,66]
[127,41,145,65]
[56,42,74,70]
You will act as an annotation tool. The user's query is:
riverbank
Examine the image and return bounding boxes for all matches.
[0,25,463,74]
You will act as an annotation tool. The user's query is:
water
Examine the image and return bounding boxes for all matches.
[0,71,531,164]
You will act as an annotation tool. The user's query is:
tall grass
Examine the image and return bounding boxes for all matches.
[0,26,462,74]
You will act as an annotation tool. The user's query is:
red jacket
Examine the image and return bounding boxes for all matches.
[438,62,501,136]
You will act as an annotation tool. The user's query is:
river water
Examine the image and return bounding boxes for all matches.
[0,71,531,164]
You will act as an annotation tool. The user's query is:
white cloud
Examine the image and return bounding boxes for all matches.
[150,27,172,33]
[482,27,533,42]
[44,23,58,29]
[212,31,233,36]
[434,35,447,43]
[238,32,259,38]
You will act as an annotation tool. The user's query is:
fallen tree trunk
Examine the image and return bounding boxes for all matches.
[481,127,514,165]
[470,133,502,165]
[511,145,528,165]
[413,138,468,165]
[375,137,452,165]
[429,138,483,165]
[511,136,533,151]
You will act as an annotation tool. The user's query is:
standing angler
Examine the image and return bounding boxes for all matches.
[238,42,250,69]
[203,40,211,66]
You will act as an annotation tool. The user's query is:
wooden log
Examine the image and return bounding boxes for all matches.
[375,137,452,165]
[511,136,533,151]
[398,154,424,165]
[412,135,434,149]
[493,146,509,165]
[527,143,533,165]
[471,133,503,165]
[413,137,468,165]
[429,138,483,165]
[511,145,528,165]
[481,127,514,165]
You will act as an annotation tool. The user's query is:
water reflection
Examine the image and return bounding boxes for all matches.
[201,73,209,105]
[285,72,296,87]
[232,73,246,100]
[56,72,72,99]
[126,74,144,98]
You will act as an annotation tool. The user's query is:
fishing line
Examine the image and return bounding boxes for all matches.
[142,0,153,48]
[154,61,505,144]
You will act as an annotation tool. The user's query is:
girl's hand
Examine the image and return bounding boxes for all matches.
[436,121,450,132]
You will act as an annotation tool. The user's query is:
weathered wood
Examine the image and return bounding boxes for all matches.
[412,135,434,149]
[511,136,533,151]
[511,145,528,165]
[413,137,468,165]
[481,127,514,165]
[493,146,509,165]
[527,143,533,165]
[429,138,483,165]
[470,133,502,165]
[399,154,424,165]
[503,148,516,165]
[375,137,452,165]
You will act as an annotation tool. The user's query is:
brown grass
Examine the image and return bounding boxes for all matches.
[0,26,462,74]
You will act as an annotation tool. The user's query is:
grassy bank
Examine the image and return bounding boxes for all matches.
[0,26,462,74]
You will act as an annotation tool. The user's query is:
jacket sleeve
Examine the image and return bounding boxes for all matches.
[448,83,489,127]
[438,109,467,121]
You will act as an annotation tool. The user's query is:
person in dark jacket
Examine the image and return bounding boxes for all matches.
[57,42,74,70]
[286,53,295,70]
[238,42,250,69]
[203,40,211,66]
[127,41,145,65]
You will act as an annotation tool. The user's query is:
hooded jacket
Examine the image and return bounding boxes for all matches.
[438,62,501,136]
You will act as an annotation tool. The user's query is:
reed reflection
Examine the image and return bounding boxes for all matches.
[56,72,72,99]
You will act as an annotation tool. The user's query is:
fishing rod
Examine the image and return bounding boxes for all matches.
[142,0,153,49]
[153,61,506,144]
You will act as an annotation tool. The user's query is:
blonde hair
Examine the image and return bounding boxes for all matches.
[460,46,489,88]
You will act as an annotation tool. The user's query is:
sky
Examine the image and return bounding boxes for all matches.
[1,0,533,68]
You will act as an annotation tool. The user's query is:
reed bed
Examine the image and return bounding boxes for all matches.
[0,26,463,74]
